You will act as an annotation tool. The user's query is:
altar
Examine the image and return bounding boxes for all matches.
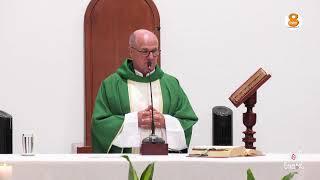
[0,153,319,180]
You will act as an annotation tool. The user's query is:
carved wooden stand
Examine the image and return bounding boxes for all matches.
[242,92,257,149]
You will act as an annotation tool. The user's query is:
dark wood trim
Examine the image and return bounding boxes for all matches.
[77,146,93,153]
[84,0,98,147]
[146,0,161,63]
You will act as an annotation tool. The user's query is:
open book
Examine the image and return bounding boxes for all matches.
[189,146,263,158]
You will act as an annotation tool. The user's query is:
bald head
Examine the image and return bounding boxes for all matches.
[129,29,158,48]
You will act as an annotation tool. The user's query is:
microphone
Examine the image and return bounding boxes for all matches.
[147,61,152,70]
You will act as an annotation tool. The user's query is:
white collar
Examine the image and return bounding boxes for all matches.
[134,69,155,77]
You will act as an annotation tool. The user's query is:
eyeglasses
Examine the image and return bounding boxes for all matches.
[131,47,160,57]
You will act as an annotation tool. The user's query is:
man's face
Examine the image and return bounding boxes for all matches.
[130,33,159,75]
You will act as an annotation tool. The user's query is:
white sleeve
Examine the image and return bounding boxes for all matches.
[112,112,140,148]
[164,114,187,151]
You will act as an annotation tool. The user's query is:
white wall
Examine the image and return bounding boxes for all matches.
[0,0,90,153]
[0,0,319,153]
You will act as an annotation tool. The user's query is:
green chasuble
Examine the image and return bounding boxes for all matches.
[91,59,198,153]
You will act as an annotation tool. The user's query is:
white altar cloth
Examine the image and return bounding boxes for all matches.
[0,153,319,180]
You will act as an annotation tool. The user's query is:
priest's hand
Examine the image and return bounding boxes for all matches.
[152,109,165,128]
[138,106,165,129]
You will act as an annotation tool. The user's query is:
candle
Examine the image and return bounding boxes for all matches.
[0,163,12,180]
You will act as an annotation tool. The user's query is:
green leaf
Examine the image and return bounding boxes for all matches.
[122,155,139,180]
[247,169,255,180]
[140,162,155,180]
[281,172,298,180]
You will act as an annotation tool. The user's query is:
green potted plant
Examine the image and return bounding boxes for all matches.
[122,155,155,180]
[122,156,298,180]
[247,168,297,180]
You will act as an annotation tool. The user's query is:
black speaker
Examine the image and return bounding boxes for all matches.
[0,110,12,154]
[212,106,232,146]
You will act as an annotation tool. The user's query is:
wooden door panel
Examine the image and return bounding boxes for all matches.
[79,0,160,153]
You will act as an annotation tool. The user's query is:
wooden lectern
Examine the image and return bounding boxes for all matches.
[229,68,271,149]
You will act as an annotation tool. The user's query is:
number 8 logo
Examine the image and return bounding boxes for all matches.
[288,13,299,28]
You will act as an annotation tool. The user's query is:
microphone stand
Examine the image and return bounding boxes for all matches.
[142,62,165,144]
[149,71,156,135]
[140,62,167,155]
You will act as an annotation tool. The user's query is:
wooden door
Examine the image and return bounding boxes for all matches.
[79,0,160,153]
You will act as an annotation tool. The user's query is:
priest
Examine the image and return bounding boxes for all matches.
[91,29,198,153]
